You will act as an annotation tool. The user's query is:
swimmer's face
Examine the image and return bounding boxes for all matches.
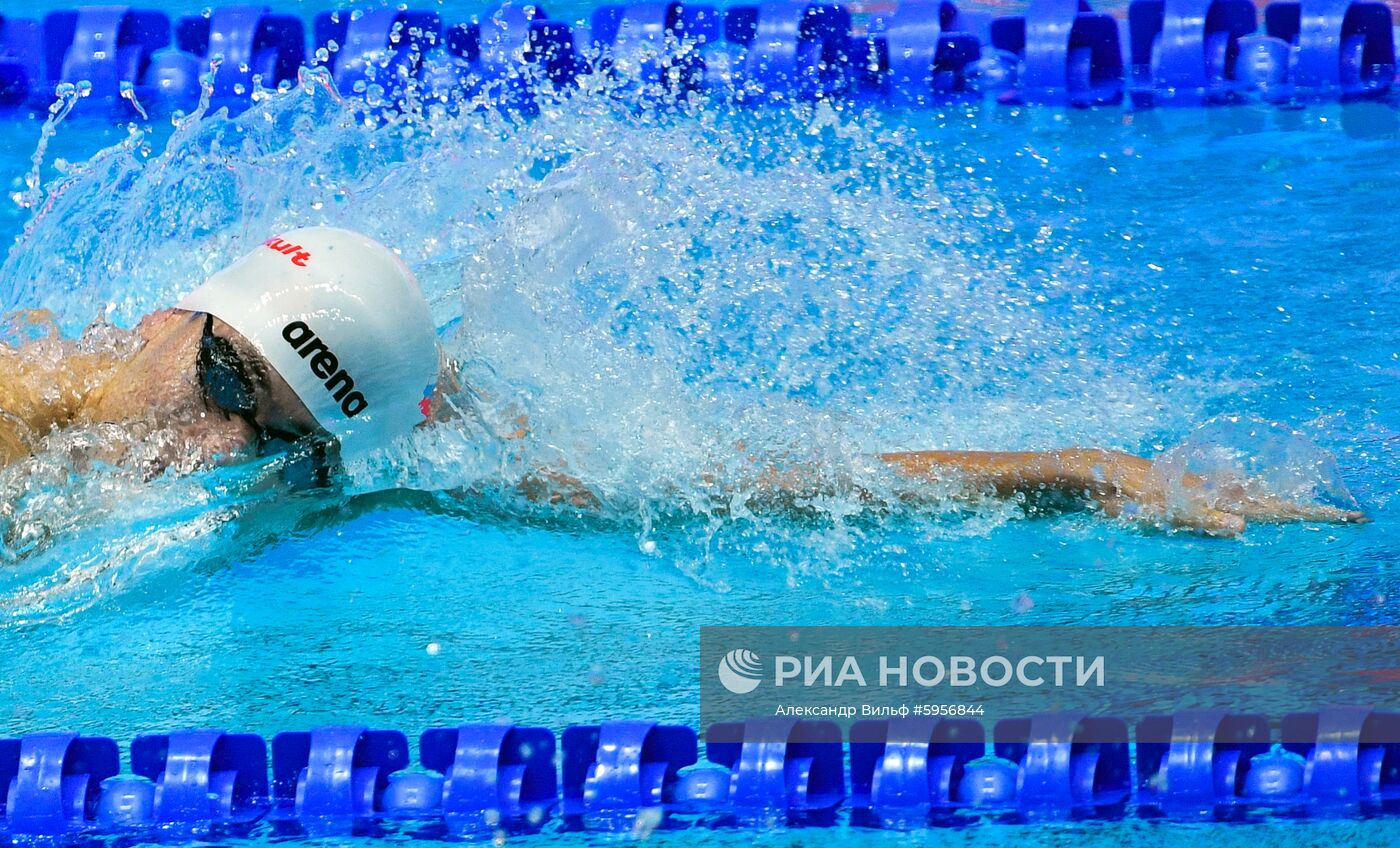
[80,308,322,464]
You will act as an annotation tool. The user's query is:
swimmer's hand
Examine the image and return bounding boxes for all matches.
[879,449,1368,537]
[1066,449,1368,536]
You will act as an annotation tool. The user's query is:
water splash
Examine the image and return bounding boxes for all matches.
[0,65,1349,620]
[1155,415,1362,515]
[119,81,149,122]
[16,84,83,211]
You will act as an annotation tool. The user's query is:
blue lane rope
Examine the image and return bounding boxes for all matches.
[0,0,1394,117]
[3,708,1399,837]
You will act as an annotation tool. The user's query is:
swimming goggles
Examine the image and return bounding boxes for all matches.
[196,313,307,448]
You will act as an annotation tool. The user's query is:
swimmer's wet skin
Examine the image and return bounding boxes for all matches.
[0,228,1370,538]
[877,449,1368,537]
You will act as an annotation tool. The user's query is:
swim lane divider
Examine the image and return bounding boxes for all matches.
[0,0,1395,117]
[3,708,1399,836]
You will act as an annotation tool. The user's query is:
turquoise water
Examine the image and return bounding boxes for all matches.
[1,2,1399,844]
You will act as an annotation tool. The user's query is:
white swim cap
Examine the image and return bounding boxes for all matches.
[178,227,439,456]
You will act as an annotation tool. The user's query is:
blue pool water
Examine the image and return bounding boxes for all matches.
[1,1,1399,844]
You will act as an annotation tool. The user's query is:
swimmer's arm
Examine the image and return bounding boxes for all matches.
[0,328,121,445]
[517,466,600,509]
[879,449,1107,494]
[878,448,1367,536]
[424,362,599,508]
[0,415,29,468]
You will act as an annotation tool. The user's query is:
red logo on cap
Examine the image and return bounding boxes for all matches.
[265,236,312,267]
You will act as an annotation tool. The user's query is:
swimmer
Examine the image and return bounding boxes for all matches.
[0,227,1368,537]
